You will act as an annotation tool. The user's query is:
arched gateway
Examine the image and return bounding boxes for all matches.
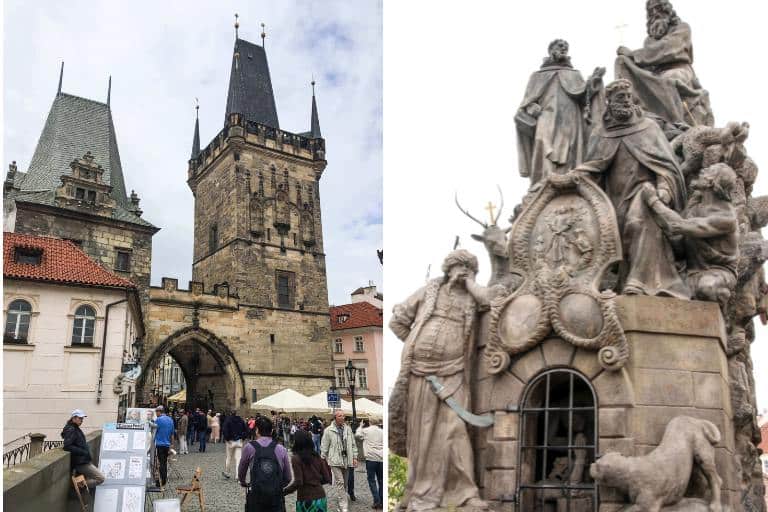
[138,326,246,412]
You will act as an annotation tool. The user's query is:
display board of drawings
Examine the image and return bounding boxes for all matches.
[94,422,150,512]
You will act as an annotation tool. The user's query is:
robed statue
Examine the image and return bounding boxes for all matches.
[575,79,689,299]
[615,0,713,127]
[389,250,498,512]
[516,39,605,184]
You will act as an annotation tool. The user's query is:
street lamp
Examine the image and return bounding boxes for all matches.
[345,360,358,428]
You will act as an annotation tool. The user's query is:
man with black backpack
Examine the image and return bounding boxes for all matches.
[238,416,292,512]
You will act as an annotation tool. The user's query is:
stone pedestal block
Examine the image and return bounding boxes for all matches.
[472,296,737,508]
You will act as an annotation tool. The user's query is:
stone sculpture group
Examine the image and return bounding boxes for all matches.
[390,1,767,511]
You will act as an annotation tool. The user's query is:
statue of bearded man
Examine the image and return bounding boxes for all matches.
[615,0,713,128]
[575,79,689,298]
[389,249,496,512]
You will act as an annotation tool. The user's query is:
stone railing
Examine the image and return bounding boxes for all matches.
[3,430,101,511]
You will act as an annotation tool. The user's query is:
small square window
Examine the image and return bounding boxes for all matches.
[75,188,85,200]
[87,190,97,203]
[115,251,131,272]
[14,247,42,265]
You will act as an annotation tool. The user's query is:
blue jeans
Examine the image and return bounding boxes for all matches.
[198,430,207,452]
[365,460,383,506]
[312,433,321,454]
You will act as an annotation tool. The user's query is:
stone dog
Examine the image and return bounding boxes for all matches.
[589,416,722,512]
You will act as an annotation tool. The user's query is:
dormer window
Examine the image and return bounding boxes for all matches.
[337,313,350,324]
[14,247,42,265]
[75,188,97,204]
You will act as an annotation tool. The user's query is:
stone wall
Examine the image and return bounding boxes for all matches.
[3,430,101,512]
[144,281,334,412]
[13,205,154,305]
[472,295,740,511]
[189,130,328,312]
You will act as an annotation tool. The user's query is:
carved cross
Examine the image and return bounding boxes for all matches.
[485,201,497,224]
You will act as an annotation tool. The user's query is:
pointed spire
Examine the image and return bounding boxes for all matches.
[234,13,239,39]
[107,76,112,107]
[310,79,322,138]
[261,23,266,47]
[57,61,64,95]
[191,99,201,159]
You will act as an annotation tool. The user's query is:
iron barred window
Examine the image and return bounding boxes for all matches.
[518,369,598,511]
[4,299,32,343]
[72,305,96,345]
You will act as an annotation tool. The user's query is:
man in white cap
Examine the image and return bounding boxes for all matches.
[61,409,105,488]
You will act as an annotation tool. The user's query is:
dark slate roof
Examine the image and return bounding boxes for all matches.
[310,91,322,138]
[21,93,129,208]
[13,189,156,229]
[191,113,200,159]
[225,38,279,128]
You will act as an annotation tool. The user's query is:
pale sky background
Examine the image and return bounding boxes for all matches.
[384,0,768,412]
[2,1,382,307]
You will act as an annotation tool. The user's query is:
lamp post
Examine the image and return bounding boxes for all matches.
[345,360,358,428]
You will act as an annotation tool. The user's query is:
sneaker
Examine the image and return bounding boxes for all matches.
[222,472,230,479]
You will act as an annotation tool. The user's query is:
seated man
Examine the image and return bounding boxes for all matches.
[61,409,105,488]
[615,0,713,128]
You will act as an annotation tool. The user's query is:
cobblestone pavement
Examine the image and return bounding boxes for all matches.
[148,440,376,511]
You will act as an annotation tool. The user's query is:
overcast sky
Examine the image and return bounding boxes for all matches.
[3,0,382,307]
[384,0,768,411]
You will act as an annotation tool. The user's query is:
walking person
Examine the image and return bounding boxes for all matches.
[194,408,207,452]
[355,420,383,509]
[239,416,292,512]
[154,406,174,488]
[61,409,105,489]
[320,410,358,512]
[222,410,248,480]
[310,417,323,454]
[210,412,221,444]
[284,430,332,512]
[178,410,189,454]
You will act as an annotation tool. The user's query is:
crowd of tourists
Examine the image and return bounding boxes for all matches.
[61,405,383,512]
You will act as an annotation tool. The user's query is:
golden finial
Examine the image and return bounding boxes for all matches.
[234,13,239,39]
[485,201,497,224]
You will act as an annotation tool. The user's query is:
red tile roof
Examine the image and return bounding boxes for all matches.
[329,301,383,331]
[4,232,135,289]
[759,423,768,454]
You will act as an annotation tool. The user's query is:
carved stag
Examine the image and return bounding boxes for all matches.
[455,187,516,289]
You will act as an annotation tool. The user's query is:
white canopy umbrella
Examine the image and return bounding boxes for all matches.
[353,398,383,419]
[250,388,327,414]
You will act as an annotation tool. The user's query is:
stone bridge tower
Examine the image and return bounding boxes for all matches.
[140,34,333,412]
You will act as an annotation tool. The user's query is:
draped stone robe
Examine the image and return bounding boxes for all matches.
[576,116,690,298]
[389,278,480,511]
[516,64,589,184]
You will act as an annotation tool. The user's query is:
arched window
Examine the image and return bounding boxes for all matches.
[518,369,597,511]
[4,299,32,343]
[72,305,96,345]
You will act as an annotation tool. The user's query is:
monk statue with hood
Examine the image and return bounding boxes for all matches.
[516,39,605,185]
[575,79,689,298]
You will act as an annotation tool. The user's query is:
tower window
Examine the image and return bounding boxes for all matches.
[252,389,258,403]
[115,250,131,272]
[87,190,97,203]
[275,271,296,309]
[270,333,275,344]
[75,188,85,200]
[210,224,219,252]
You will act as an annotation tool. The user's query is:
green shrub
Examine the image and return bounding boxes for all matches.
[388,453,407,510]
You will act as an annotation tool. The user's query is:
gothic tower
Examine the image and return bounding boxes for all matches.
[187,36,329,313]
